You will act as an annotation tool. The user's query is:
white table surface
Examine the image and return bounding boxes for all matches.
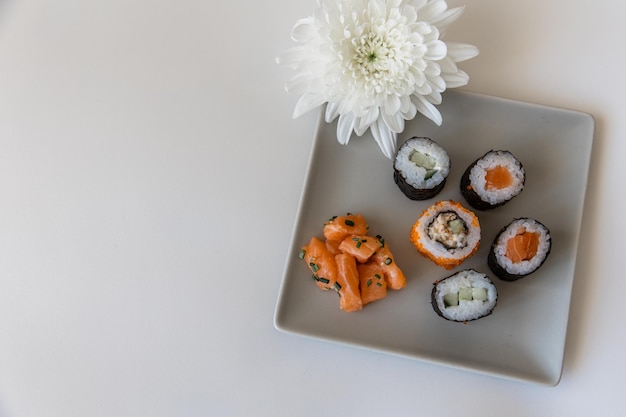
[0,0,623,415]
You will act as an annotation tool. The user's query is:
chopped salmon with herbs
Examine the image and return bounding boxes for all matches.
[300,213,407,312]
[335,253,363,312]
[358,262,387,306]
[337,235,383,263]
[323,213,368,241]
[301,237,338,291]
[372,243,407,290]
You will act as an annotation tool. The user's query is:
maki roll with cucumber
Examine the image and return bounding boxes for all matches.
[431,269,498,322]
[488,218,552,281]
[460,150,525,210]
[393,137,450,200]
[410,200,481,270]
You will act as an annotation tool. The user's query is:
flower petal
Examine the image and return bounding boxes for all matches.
[401,4,418,24]
[426,73,446,92]
[382,109,405,133]
[411,0,428,11]
[400,95,418,119]
[442,70,469,88]
[291,17,316,42]
[356,106,380,134]
[336,113,356,145]
[412,95,442,126]
[417,0,448,22]
[384,94,401,115]
[293,93,326,118]
[325,101,340,122]
[446,42,479,62]
[430,6,465,32]
[285,73,313,95]
[370,117,397,159]
[275,46,307,68]
[424,40,447,60]
[427,90,442,105]
[437,55,459,73]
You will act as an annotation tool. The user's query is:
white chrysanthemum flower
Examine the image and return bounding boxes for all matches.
[277,0,478,159]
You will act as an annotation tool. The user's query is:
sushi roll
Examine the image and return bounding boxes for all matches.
[460,150,525,210]
[431,269,498,322]
[393,137,450,200]
[488,218,552,281]
[410,200,481,270]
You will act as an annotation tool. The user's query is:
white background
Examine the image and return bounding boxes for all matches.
[0,0,623,415]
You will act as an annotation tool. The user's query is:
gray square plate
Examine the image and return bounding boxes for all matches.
[274,90,595,386]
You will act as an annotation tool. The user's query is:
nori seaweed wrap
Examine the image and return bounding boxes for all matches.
[488,218,552,281]
[431,269,498,322]
[393,137,450,200]
[460,150,525,210]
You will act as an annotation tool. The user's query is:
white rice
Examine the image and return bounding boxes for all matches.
[433,270,498,322]
[414,201,481,263]
[468,150,525,205]
[492,218,551,275]
[394,138,450,189]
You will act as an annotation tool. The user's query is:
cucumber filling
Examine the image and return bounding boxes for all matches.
[443,287,489,308]
[427,211,469,250]
[409,150,438,180]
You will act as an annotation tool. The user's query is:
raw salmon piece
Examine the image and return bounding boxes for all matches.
[301,237,338,291]
[338,235,383,263]
[323,213,368,241]
[505,230,540,263]
[485,165,514,190]
[334,253,363,312]
[325,239,342,256]
[358,262,387,306]
[372,243,407,290]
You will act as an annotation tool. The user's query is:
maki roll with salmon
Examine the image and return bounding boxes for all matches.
[488,218,552,281]
[394,137,450,200]
[432,269,498,322]
[460,150,525,210]
[410,200,481,270]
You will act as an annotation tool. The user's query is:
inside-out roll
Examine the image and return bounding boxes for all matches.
[410,200,481,270]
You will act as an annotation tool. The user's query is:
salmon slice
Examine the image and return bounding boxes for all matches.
[505,229,540,263]
[358,262,387,306]
[372,243,407,290]
[485,165,513,190]
[334,253,363,312]
[323,213,369,241]
[325,239,342,256]
[338,235,383,263]
[301,237,338,290]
